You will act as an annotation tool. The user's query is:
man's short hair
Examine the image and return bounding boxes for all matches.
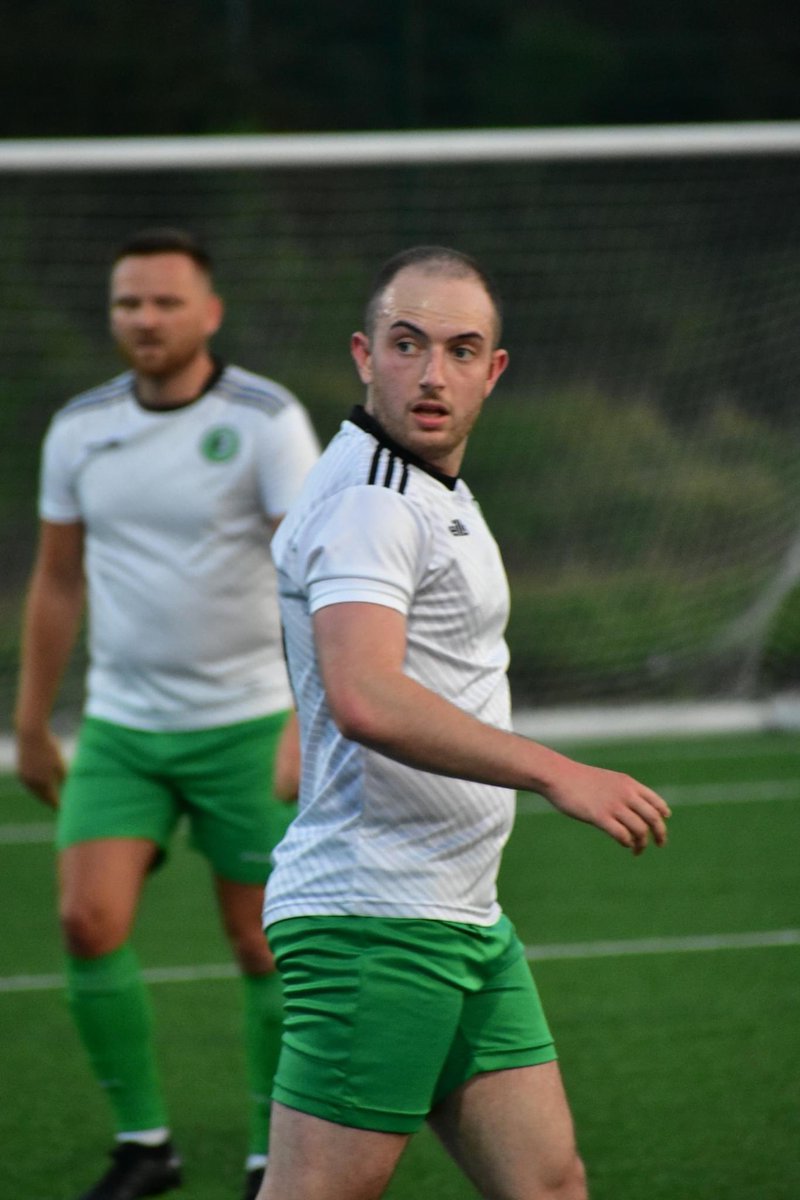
[112,227,213,277]
[364,245,503,344]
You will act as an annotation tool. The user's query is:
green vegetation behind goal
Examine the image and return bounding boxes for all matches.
[2,124,800,714]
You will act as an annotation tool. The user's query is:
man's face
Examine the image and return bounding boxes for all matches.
[109,252,222,379]
[351,265,508,475]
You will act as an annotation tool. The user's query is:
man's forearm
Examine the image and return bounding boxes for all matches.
[15,575,85,733]
[326,661,569,795]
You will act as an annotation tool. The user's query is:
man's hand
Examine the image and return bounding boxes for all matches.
[541,759,671,855]
[16,727,66,809]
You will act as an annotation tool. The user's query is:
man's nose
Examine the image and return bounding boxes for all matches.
[420,347,446,390]
[132,302,159,325]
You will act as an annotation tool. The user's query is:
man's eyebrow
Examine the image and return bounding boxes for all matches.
[389,319,427,338]
[111,291,183,302]
[388,319,485,342]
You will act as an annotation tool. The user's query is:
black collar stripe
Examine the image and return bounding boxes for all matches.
[368,445,382,485]
[349,405,458,492]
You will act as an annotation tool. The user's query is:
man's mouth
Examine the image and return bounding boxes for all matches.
[411,401,448,428]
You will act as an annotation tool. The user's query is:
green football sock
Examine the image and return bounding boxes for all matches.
[66,944,168,1134]
[242,970,284,1158]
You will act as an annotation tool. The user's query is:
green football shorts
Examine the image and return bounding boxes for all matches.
[57,713,296,884]
[267,912,557,1133]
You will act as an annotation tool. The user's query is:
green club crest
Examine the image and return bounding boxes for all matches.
[201,426,240,462]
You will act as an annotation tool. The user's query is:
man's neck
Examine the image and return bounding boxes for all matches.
[135,353,218,410]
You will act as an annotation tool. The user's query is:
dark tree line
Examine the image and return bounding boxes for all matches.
[2,0,800,138]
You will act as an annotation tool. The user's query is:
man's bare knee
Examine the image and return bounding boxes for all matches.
[59,897,128,957]
[58,838,153,956]
[540,1152,588,1200]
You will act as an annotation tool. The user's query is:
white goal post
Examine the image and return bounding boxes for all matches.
[2,121,800,171]
[2,121,800,713]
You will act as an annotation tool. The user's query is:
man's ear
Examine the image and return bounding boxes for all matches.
[350,331,373,383]
[484,348,509,397]
[205,292,224,338]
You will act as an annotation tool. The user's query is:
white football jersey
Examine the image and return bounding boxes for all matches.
[40,364,319,730]
[266,407,516,927]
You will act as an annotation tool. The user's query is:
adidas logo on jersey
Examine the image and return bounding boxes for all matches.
[448,519,470,536]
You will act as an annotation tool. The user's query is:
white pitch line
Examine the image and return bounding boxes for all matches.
[0,823,55,844]
[0,962,239,994]
[1,930,798,995]
[515,778,800,815]
[526,928,800,960]
[660,780,800,804]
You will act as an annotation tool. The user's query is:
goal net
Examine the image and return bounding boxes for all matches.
[3,123,800,716]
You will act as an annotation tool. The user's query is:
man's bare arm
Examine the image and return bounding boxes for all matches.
[314,601,670,854]
[14,520,85,808]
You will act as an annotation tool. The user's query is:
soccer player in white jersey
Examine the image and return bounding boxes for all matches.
[14,229,319,1200]
[263,246,671,1200]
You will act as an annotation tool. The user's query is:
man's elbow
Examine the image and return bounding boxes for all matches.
[326,687,386,748]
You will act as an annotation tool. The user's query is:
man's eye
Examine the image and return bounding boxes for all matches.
[453,345,475,360]
[396,339,417,354]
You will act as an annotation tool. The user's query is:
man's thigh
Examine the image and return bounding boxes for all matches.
[58,838,159,952]
[429,1061,586,1200]
[261,1102,409,1200]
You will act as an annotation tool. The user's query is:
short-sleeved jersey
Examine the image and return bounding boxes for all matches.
[39,364,319,731]
[266,406,515,927]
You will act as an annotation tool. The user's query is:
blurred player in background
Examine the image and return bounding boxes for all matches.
[14,228,319,1200]
[262,246,671,1200]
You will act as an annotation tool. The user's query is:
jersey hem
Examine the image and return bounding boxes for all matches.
[264,900,503,929]
[85,694,293,732]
